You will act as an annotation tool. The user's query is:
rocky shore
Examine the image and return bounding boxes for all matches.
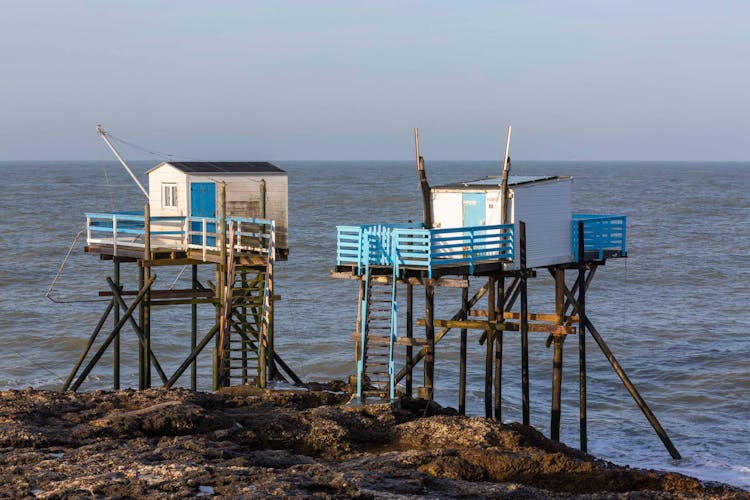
[0,385,745,499]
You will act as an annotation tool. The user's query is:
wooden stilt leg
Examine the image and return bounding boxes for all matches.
[143,203,152,389]
[138,265,146,390]
[485,276,495,417]
[577,221,588,452]
[113,259,120,390]
[422,283,435,401]
[191,265,198,391]
[459,285,468,415]
[494,276,504,420]
[406,283,414,397]
[551,267,565,441]
[520,222,530,426]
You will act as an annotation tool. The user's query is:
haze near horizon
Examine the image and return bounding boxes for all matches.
[1,1,748,161]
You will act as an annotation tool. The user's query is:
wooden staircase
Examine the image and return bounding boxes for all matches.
[225,266,266,385]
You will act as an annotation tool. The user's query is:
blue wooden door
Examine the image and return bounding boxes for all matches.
[190,182,216,246]
[462,192,486,227]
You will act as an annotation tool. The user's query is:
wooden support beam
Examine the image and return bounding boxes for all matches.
[494,277,503,421]
[459,285,468,416]
[143,202,152,389]
[138,258,205,267]
[107,277,168,385]
[406,283,414,397]
[191,265,198,391]
[560,282,682,459]
[419,319,505,330]
[471,310,579,323]
[485,276,496,417]
[329,271,468,288]
[551,267,565,442]
[577,221,588,453]
[70,275,156,392]
[99,288,215,299]
[113,260,120,390]
[503,277,520,310]
[423,282,435,400]
[149,298,217,306]
[394,283,489,384]
[164,324,219,389]
[348,332,428,346]
[520,221,530,426]
[62,299,114,391]
[138,265,146,390]
[417,318,573,335]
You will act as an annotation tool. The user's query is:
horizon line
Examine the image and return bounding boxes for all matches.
[2,158,749,163]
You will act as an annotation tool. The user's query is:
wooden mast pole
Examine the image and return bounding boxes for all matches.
[495,125,512,420]
[415,128,433,229]
[415,128,434,401]
[499,125,512,224]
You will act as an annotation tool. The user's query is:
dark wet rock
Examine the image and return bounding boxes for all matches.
[0,388,745,498]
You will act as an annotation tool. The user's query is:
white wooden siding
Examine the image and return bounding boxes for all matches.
[431,191,462,229]
[191,173,288,250]
[430,178,573,269]
[508,178,572,269]
[148,164,189,247]
[148,164,188,217]
[146,163,289,250]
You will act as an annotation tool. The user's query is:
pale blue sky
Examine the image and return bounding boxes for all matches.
[1,1,748,160]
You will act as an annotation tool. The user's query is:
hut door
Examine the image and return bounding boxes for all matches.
[462,192,486,227]
[190,182,217,246]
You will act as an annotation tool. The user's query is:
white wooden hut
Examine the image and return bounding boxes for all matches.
[431,175,572,269]
[147,161,288,251]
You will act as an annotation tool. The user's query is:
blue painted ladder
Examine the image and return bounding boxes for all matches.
[356,233,399,401]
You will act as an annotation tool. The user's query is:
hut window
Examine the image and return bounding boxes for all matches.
[163,183,178,208]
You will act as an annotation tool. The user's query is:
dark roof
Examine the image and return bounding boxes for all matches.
[163,162,285,174]
[434,175,568,190]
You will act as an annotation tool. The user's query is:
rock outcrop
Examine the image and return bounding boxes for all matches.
[0,387,745,498]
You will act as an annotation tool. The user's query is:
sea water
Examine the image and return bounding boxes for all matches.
[0,160,747,489]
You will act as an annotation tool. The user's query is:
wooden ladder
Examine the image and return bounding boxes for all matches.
[224,266,266,385]
[358,273,398,400]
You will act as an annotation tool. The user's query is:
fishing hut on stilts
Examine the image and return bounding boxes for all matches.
[332,127,681,459]
[63,126,301,392]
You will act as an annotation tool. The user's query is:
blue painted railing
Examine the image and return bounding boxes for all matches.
[337,223,515,277]
[571,214,627,261]
[86,212,274,256]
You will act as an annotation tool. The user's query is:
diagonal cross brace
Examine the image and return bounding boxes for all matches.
[164,324,219,389]
[561,281,682,459]
[106,277,168,384]
[395,282,489,384]
[69,275,157,391]
[62,299,115,391]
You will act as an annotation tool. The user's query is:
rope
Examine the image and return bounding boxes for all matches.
[6,348,66,385]
[169,266,188,290]
[100,149,116,212]
[45,230,108,304]
[106,132,198,161]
